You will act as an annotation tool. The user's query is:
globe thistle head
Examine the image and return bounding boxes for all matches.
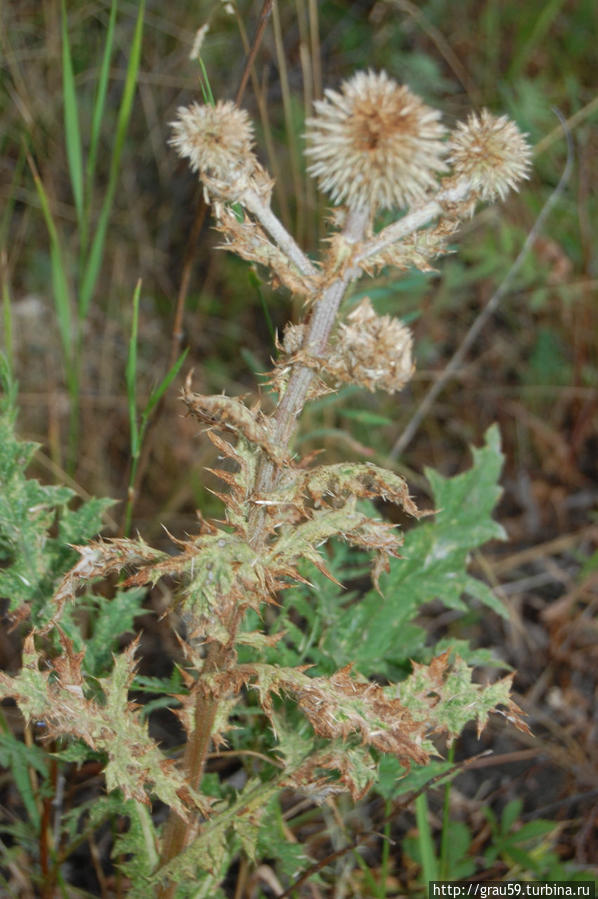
[170,100,261,201]
[305,70,447,213]
[448,110,532,202]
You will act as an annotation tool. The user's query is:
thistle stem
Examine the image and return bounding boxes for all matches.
[155,641,224,896]
[250,205,369,528]
[158,206,368,886]
[243,188,318,278]
[355,178,472,265]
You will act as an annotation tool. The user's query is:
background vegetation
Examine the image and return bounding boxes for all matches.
[1,0,597,894]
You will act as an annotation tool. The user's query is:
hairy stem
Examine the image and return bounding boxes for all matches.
[250,205,369,534]
[155,641,225,897]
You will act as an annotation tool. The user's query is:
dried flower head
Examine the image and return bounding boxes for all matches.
[305,70,447,212]
[324,297,414,394]
[448,110,532,202]
[170,101,262,202]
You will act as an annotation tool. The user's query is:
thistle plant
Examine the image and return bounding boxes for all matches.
[0,70,532,894]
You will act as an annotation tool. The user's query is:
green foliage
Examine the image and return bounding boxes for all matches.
[0,395,525,892]
[244,425,508,686]
[256,797,310,880]
[2,0,596,893]
[404,798,597,887]
[404,817,476,882]
[0,370,155,890]
[0,727,49,831]
[483,800,596,880]
[324,425,507,677]
[124,278,189,535]
[72,588,147,676]
[0,362,113,623]
[110,801,161,891]
[27,0,146,466]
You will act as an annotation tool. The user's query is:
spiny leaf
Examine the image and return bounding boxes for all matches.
[204,662,430,767]
[273,460,420,516]
[288,742,379,801]
[154,778,282,887]
[216,207,316,296]
[268,500,402,591]
[48,537,166,629]
[397,652,529,738]
[0,633,207,820]
[182,377,288,466]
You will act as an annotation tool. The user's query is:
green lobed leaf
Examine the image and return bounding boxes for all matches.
[376,755,454,800]
[327,425,508,675]
[111,800,160,887]
[424,423,506,550]
[79,589,147,676]
[256,798,310,881]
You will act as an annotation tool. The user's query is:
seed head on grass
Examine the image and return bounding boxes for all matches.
[305,70,447,213]
[448,110,532,202]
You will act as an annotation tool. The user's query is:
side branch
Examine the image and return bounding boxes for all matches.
[243,189,319,279]
[355,178,472,265]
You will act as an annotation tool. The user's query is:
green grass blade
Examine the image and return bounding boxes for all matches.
[31,156,80,463]
[0,147,25,251]
[415,792,439,892]
[30,161,74,368]
[1,257,13,373]
[0,354,17,411]
[198,55,215,106]
[60,0,84,230]
[0,151,27,374]
[85,0,118,216]
[380,799,392,899]
[439,742,455,879]
[126,279,141,458]
[352,849,381,895]
[248,267,275,342]
[79,0,145,318]
[139,346,188,428]
[507,0,567,79]
[0,730,43,832]
[124,339,188,537]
